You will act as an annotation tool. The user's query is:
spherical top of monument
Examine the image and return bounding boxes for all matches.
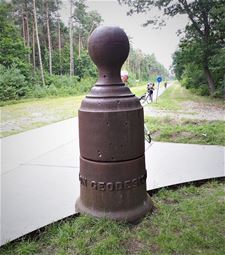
[88,26,129,69]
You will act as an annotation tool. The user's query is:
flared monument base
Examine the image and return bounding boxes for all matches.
[75,193,153,223]
[75,156,154,222]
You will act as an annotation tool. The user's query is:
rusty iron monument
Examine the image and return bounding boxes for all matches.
[75,26,153,222]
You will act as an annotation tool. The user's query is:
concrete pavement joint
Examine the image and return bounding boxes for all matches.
[20,163,78,169]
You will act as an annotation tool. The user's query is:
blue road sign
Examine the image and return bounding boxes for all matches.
[157,76,162,83]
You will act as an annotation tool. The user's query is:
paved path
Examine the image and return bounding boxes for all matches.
[1,85,224,245]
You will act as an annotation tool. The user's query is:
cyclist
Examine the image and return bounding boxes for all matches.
[147,82,155,102]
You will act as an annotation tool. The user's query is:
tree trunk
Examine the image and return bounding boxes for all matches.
[56,10,62,75]
[22,11,26,47]
[24,1,31,63]
[33,0,45,86]
[138,61,141,80]
[26,16,31,63]
[78,33,81,58]
[46,0,52,75]
[26,20,30,48]
[69,0,74,76]
[32,19,36,70]
[203,66,216,94]
[80,39,84,51]
[58,17,62,75]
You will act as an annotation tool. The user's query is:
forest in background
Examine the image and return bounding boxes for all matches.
[0,0,169,102]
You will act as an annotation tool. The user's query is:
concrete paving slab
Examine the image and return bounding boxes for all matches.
[146,142,224,190]
[2,118,78,174]
[2,164,78,245]
[1,112,224,245]
[29,141,79,168]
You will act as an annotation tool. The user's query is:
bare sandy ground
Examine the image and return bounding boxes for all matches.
[144,101,225,121]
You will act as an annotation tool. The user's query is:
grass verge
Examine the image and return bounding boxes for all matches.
[130,85,147,97]
[1,180,224,255]
[151,81,224,111]
[0,95,85,137]
[145,116,225,146]
[0,85,146,137]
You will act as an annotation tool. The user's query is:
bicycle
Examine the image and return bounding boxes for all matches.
[139,92,149,105]
[138,95,152,144]
[144,123,151,143]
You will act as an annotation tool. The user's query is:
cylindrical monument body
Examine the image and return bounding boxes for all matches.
[75,26,153,222]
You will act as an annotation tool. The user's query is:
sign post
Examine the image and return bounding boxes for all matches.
[156,76,162,103]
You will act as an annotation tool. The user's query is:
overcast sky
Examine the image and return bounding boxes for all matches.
[61,0,189,70]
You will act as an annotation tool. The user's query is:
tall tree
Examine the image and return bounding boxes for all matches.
[22,5,26,47]
[55,0,62,74]
[45,0,52,75]
[119,0,224,94]
[69,0,74,76]
[33,0,45,85]
[11,0,31,63]
[73,1,102,50]
[24,0,31,63]
[32,17,36,70]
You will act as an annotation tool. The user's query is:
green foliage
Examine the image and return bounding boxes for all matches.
[51,45,70,75]
[0,0,101,102]
[173,39,224,97]
[0,64,29,101]
[120,0,225,96]
[51,46,98,79]
[74,50,97,79]
[0,0,170,102]
[0,1,31,79]
[209,47,225,95]
[181,63,210,96]
[124,47,169,83]
[0,63,95,101]
[170,1,225,97]
[73,0,103,50]
[28,75,95,98]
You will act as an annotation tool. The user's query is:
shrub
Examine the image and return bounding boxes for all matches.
[0,64,29,101]
[29,85,48,98]
[45,74,79,88]
[189,86,210,96]
[26,74,96,99]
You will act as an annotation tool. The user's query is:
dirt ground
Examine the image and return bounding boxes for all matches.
[144,101,225,121]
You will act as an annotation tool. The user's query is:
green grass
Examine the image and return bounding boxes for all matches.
[0,95,85,137]
[151,81,224,111]
[0,85,146,137]
[145,116,225,146]
[1,180,224,255]
[130,84,147,97]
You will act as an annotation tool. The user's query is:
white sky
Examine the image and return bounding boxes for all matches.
[61,0,189,70]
